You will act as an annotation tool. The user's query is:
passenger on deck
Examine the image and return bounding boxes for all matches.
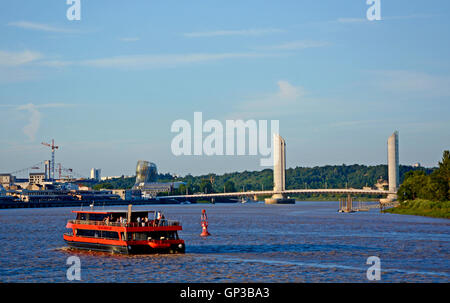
[159,213,165,226]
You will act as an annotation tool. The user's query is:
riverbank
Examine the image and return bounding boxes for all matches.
[383,199,450,219]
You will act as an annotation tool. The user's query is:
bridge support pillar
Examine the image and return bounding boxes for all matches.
[265,134,295,205]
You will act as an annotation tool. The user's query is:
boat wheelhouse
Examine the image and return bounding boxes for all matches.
[63,206,185,254]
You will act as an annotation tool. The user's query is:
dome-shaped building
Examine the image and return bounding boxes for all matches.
[133,160,157,189]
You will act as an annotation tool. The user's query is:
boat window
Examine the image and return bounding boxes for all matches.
[88,213,108,221]
[121,232,132,241]
[76,229,97,237]
[118,231,179,241]
[77,213,87,220]
[75,213,108,221]
[76,229,119,240]
[101,231,119,239]
[145,231,178,240]
[132,232,148,241]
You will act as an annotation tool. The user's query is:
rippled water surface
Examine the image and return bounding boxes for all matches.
[0,202,449,282]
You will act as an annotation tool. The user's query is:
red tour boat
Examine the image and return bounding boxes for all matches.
[63,205,185,254]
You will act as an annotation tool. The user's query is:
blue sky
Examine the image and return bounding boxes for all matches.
[0,0,449,177]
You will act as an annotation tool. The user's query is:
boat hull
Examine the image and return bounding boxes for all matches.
[64,239,185,255]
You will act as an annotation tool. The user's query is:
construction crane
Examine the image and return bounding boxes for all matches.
[41,139,58,181]
[9,161,46,177]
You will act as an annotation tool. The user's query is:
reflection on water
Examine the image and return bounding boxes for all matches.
[0,202,448,282]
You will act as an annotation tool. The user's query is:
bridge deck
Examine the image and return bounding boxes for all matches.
[161,188,396,199]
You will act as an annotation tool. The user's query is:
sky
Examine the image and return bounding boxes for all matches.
[0,0,449,178]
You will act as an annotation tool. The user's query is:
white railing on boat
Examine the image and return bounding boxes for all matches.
[68,219,180,227]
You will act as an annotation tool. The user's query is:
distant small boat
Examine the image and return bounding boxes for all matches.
[241,197,259,203]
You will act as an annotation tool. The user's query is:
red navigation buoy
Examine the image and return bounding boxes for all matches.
[200,209,211,237]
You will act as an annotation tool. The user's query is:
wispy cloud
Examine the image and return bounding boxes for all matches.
[0,50,43,83]
[16,103,42,142]
[228,80,308,119]
[0,50,42,66]
[184,28,285,38]
[276,80,305,99]
[7,21,77,33]
[37,60,72,68]
[15,103,75,141]
[77,52,275,69]
[38,41,325,70]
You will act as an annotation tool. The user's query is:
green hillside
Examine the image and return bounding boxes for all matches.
[92,164,434,196]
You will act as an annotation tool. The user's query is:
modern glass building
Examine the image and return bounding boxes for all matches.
[133,160,157,189]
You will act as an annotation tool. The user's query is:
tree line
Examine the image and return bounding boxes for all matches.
[93,163,435,196]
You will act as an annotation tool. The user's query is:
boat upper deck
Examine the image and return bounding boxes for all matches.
[67,218,181,228]
[71,210,156,215]
[68,209,181,228]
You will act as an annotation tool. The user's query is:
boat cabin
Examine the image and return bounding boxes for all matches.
[73,210,154,223]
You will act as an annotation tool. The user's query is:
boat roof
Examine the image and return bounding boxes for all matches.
[72,210,156,214]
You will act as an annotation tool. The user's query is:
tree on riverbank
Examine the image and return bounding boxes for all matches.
[385,151,450,219]
[398,151,449,202]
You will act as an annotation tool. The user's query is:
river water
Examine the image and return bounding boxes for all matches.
[0,202,448,282]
